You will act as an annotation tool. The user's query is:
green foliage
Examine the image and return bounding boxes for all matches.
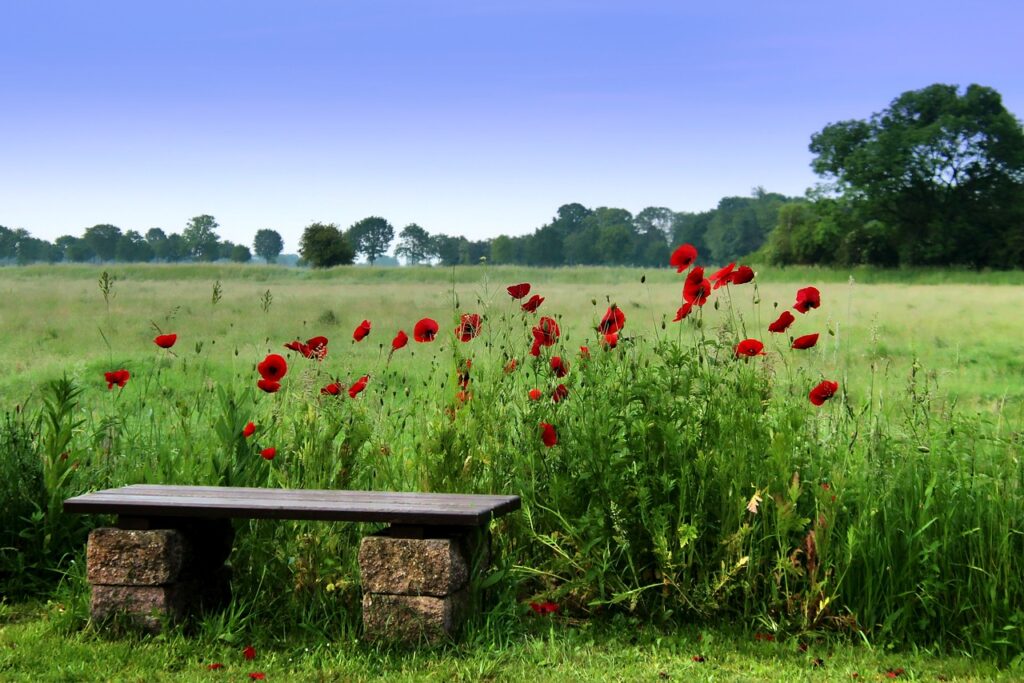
[299,222,355,268]
[252,229,284,264]
[182,215,221,262]
[83,224,123,262]
[809,83,1024,268]
[347,216,395,265]
[394,223,434,265]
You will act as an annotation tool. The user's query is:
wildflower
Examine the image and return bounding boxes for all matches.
[692,655,706,663]
[529,600,558,615]
[603,332,619,349]
[153,333,177,349]
[257,354,288,381]
[532,316,560,347]
[503,358,518,373]
[672,303,693,321]
[507,283,531,299]
[456,313,482,342]
[597,305,625,334]
[285,336,328,359]
[669,243,698,272]
[321,383,341,396]
[521,294,544,313]
[794,286,821,313]
[709,262,735,288]
[809,380,839,406]
[455,390,471,405]
[243,645,256,660]
[885,668,905,679]
[683,267,711,306]
[792,333,820,350]
[579,346,590,358]
[260,447,276,461]
[552,384,569,403]
[243,422,256,438]
[391,330,408,351]
[353,319,371,342]
[731,265,754,284]
[550,356,569,378]
[104,369,130,389]
[735,339,766,357]
[248,674,266,681]
[768,311,795,333]
[207,662,224,670]
[257,379,281,393]
[413,318,439,342]
[457,359,471,388]
[349,375,369,398]
[528,388,542,401]
[540,422,558,447]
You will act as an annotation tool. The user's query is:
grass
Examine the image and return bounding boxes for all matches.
[1,262,1022,672]
[1,602,1017,681]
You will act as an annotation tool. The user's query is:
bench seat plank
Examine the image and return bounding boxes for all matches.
[64,485,520,527]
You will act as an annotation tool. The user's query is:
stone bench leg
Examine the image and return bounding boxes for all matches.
[87,517,233,632]
[358,526,489,644]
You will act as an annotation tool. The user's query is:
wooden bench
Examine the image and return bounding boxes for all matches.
[64,484,520,642]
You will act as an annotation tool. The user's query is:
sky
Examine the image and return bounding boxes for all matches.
[1,1,1022,252]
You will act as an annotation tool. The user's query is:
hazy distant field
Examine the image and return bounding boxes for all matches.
[2,263,1023,411]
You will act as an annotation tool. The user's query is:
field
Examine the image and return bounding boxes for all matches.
[1,263,1023,679]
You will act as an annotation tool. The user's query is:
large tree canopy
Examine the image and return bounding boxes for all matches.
[347,216,394,265]
[299,222,354,268]
[809,83,1024,267]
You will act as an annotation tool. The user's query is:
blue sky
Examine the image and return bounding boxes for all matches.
[1,1,1021,251]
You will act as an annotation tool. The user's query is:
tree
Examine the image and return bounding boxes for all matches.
[83,224,122,261]
[230,244,252,263]
[0,226,15,261]
[116,230,154,262]
[145,228,169,261]
[809,83,1024,267]
[299,222,354,268]
[182,215,221,262]
[394,223,434,265]
[164,233,187,262]
[253,229,284,264]
[347,216,394,265]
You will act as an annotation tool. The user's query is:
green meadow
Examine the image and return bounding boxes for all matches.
[1,263,1023,679]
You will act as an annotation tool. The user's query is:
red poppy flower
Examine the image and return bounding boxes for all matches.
[507,283,531,299]
[683,267,711,306]
[579,346,590,359]
[248,674,266,681]
[242,421,256,438]
[348,375,369,398]
[455,390,471,404]
[154,333,177,349]
[552,384,569,403]
[521,294,544,313]
[321,382,341,396]
[550,356,569,378]
[792,333,820,350]
[243,646,256,660]
[353,319,371,342]
[603,332,619,349]
[709,262,735,289]
[885,668,905,678]
[598,306,625,334]
[413,318,439,342]
[809,380,839,406]
[457,359,471,389]
[456,313,482,342]
[257,354,288,381]
[257,379,280,393]
[207,663,224,670]
[260,447,276,461]
[794,286,821,313]
[528,388,542,401]
[503,358,518,373]
[669,243,698,272]
[392,330,408,351]
[768,311,795,333]
[672,303,693,322]
[529,600,559,615]
[692,655,706,663]
[529,340,542,357]
[532,316,560,347]
[305,336,328,359]
[735,339,766,357]
[731,265,754,285]
[104,369,130,389]
[540,422,558,447]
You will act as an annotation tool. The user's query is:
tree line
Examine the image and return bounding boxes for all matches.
[4,84,1022,269]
